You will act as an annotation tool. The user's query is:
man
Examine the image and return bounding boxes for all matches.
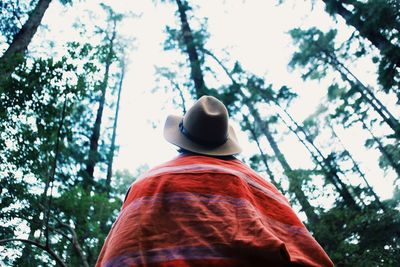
[96,96,334,267]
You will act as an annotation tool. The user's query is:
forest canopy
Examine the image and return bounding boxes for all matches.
[0,0,399,266]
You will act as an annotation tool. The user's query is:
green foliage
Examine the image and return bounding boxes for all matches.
[378,142,400,172]
[0,4,129,264]
[302,117,319,142]
[52,186,122,262]
[0,0,35,44]
[289,27,337,80]
[322,0,400,98]
[0,0,74,45]
[164,24,210,56]
[327,83,346,101]
[314,205,400,267]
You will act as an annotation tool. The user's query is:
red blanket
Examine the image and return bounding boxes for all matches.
[96,155,334,267]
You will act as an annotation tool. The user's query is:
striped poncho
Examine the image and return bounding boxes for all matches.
[96,154,333,267]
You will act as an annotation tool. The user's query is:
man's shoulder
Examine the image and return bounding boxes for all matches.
[140,154,243,173]
[147,154,257,178]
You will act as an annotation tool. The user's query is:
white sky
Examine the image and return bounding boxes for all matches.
[35,0,397,201]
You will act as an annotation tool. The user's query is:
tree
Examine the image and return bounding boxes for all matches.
[321,0,400,95]
[326,82,400,178]
[106,59,126,194]
[242,114,283,192]
[84,4,122,191]
[0,46,92,266]
[0,3,130,265]
[0,0,53,62]
[162,0,209,98]
[289,27,400,139]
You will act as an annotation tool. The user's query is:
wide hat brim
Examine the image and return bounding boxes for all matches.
[164,114,242,156]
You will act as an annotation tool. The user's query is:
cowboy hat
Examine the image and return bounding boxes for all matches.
[164,95,242,156]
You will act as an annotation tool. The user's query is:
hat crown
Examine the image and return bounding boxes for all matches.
[183,96,228,144]
[163,95,241,156]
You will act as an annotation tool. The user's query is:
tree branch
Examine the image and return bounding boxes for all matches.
[0,238,67,267]
[55,218,90,267]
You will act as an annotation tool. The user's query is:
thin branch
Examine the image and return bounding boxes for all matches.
[172,81,187,114]
[45,96,68,247]
[0,238,67,267]
[55,218,89,267]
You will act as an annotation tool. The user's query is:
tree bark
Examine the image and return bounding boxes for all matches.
[0,0,52,71]
[175,0,207,99]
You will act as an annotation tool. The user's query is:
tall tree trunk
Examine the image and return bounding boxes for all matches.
[241,96,320,224]
[15,151,54,265]
[84,25,117,191]
[99,63,125,255]
[359,117,400,178]
[321,0,400,68]
[175,0,207,99]
[0,0,52,76]
[80,19,117,262]
[44,96,68,247]
[329,124,385,210]
[269,101,360,209]
[325,53,400,139]
[105,61,125,192]
[242,114,283,192]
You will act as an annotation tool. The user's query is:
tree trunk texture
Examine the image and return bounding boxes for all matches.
[175,0,207,99]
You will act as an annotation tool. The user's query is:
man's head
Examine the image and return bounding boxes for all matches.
[164,95,241,156]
